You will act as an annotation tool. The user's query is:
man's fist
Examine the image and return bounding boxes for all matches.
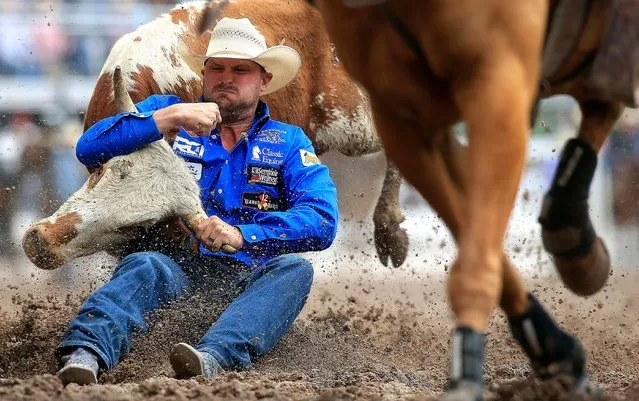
[153,103,222,140]
[195,215,244,252]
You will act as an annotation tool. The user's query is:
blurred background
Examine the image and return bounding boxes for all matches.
[0,0,637,288]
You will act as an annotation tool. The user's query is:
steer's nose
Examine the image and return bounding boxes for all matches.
[22,226,66,270]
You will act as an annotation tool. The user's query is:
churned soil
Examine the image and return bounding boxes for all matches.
[1,255,638,401]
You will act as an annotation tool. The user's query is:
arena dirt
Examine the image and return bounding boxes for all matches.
[1,153,638,401]
[1,259,638,401]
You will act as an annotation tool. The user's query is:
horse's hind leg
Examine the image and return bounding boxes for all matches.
[539,100,623,295]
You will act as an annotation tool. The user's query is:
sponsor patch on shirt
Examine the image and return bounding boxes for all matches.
[255,129,286,145]
[247,165,280,187]
[250,145,284,165]
[173,136,204,158]
[242,192,281,211]
[300,149,320,166]
[184,162,203,181]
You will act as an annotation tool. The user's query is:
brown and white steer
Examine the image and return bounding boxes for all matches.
[22,0,408,270]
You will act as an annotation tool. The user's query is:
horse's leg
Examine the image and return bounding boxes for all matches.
[438,132,588,399]
[373,159,409,267]
[539,100,623,295]
[378,113,583,399]
[439,132,528,317]
[427,43,538,401]
[448,56,533,328]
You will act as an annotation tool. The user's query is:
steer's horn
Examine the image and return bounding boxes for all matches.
[113,65,137,113]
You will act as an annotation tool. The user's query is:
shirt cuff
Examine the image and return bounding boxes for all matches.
[130,111,163,140]
[235,224,268,244]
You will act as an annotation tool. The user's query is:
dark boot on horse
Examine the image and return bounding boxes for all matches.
[539,138,610,296]
[509,294,588,388]
[439,327,485,401]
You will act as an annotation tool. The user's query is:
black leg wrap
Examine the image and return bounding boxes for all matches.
[448,327,485,388]
[539,138,598,257]
[509,294,585,383]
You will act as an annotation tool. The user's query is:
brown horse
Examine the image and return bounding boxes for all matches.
[256,0,633,400]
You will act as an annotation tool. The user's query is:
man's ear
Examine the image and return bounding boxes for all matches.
[261,72,273,92]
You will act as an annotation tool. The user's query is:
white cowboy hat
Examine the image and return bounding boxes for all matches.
[179,17,301,95]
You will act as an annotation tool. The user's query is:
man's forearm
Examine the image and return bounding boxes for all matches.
[76,112,163,168]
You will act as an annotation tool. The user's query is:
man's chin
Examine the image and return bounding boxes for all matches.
[209,94,234,105]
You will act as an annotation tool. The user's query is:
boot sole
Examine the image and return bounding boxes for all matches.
[170,343,204,378]
[57,364,98,386]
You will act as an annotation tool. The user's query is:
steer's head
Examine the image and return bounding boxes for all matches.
[22,66,206,270]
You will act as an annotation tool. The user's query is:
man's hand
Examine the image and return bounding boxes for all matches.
[196,216,244,252]
[153,103,222,140]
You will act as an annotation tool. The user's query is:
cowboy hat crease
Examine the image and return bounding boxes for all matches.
[179,17,302,95]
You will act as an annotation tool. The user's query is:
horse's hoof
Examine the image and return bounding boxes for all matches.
[374,221,409,268]
[578,380,606,400]
[438,381,483,401]
[554,237,610,296]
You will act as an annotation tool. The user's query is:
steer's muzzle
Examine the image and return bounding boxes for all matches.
[22,226,66,270]
[21,212,81,270]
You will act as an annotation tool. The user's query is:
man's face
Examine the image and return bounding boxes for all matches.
[201,58,272,122]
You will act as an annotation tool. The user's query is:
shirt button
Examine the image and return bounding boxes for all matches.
[251,235,257,240]
[218,188,223,194]
[211,134,217,139]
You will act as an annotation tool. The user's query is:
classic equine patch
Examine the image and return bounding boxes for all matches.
[242,192,281,211]
[251,145,285,165]
[247,165,280,187]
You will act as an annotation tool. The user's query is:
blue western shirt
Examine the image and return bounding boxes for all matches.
[76,94,338,268]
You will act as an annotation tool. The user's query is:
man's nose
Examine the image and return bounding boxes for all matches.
[220,70,233,83]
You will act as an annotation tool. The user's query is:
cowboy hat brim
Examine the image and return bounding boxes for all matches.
[179,42,301,95]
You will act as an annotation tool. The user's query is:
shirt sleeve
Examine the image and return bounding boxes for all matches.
[235,127,339,254]
[76,95,182,169]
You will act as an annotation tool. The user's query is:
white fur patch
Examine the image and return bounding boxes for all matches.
[101,1,207,98]
[312,90,381,157]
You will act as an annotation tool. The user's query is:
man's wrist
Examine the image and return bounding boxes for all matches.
[234,226,245,248]
[153,106,179,136]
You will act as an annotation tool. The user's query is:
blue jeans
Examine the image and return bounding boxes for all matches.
[58,252,314,371]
